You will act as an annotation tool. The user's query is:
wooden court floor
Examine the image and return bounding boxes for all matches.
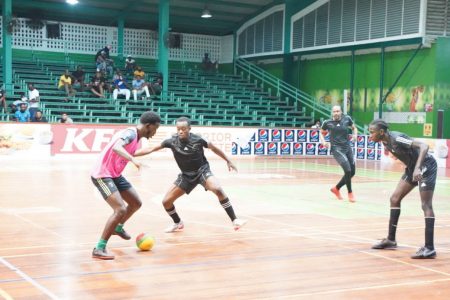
[0,155,450,299]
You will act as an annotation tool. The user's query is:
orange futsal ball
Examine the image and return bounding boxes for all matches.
[136,233,155,251]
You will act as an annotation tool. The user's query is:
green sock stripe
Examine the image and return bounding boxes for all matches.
[115,224,124,232]
[96,239,107,250]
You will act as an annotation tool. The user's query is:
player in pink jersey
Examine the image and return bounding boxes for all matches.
[91,111,160,260]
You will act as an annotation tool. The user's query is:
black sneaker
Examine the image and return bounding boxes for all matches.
[92,248,115,260]
[372,238,397,249]
[113,228,131,240]
[411,246,436,259]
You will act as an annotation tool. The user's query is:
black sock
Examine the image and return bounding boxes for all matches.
[165,206,181,223]
[336,176,346,190]
[220,198,236,221]
[388,208,401,241]
[425,217,435,250]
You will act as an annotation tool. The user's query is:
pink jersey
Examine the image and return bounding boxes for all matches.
[91,127,139,178]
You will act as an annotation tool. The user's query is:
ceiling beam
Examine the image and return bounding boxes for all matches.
[137,4,251,18]
[178,0,265,10]
[12,0,117,17]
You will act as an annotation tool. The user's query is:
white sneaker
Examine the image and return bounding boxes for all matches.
[165,221,184,233]
[233,218,248,231]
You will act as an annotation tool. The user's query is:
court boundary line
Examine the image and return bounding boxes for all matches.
[1,209,450,299]
[13,213,74,243]
[1,184,449,299]
[0,288,13,300]
[259,277,450,299]
[0,257,60,300]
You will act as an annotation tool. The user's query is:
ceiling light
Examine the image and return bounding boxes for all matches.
[201,7,212,18]
[66,0,79,5]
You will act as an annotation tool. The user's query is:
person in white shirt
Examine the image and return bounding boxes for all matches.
[132,75,150,101]
[311,120,321,128]
[59,112,74,124]
[27,84,40,120]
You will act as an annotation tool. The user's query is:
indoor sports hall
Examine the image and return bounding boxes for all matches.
[1,0,450,299]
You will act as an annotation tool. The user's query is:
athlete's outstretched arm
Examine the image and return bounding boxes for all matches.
[134,144,164,157]
[113,139,141,169]
[208,142,238,172]
[411,140,429,182]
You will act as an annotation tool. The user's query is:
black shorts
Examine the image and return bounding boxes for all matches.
[91,175,132,200]
[402,157,437,191]
[174,164,213,194]
[331,147,355,173]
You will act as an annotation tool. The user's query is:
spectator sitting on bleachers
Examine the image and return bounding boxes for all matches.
[31,110,48,123]
[59,112,73,124]
[90,71,106,98]
[58,69,76,98]
[311,120,321,128]
[15,103,30,122]
[149,73,163,96]
[201,53,218,72]
[112,71,131,102]
[133,66,145,79]
[125,55,136,76]
[10,93,27,114]
[71,66,86,92]
[96,51,114,77]
[0,88,6,114]
[27,84,40,120]
[132,75,150,101]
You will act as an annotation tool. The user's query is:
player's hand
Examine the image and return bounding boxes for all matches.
[413,167,422,182]
[131,159,142,170]
[227,161,238,172]
[351,134,357,142]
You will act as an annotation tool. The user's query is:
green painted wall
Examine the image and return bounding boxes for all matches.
[257,61,284,79]
[443,111,450,139]
[434,37,450,111]
[252,44,446,138]
[298,46,435,113]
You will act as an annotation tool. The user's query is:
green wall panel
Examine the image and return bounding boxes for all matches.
[297,46,435,113]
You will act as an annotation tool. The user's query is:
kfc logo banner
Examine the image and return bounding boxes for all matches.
[51,124,127,155]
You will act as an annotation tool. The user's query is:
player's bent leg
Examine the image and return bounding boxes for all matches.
[204,175,226,199]
[412,189,436,259]
[112,188,142,240]
[332,149,354,201]
[102,193,127,238]
[204,176,247,230]
[163,185,186,233]
[120,188,142,220]
[372,179,415,250]
[93,192,127,259]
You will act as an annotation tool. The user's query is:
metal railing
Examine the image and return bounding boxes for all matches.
[234,58,366,133]
[235,58,331,118]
